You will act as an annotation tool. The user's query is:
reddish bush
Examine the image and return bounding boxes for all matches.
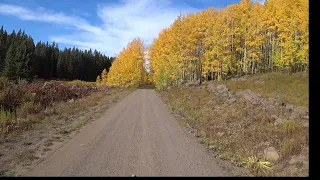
[26,81,105,107]
[2,80,114,111]
[0,86,24,112]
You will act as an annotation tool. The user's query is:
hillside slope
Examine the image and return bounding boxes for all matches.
[159,72,309,176]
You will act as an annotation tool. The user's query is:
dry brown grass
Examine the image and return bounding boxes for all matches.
[280,138,302,159]
[17,149,38,166]
[159,72,308,176]
[280,122,305,137]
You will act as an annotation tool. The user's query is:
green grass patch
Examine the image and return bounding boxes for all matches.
[218,72,308,107]
[66,80,97,87]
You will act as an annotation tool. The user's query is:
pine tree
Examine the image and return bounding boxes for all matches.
[15,40,33,81]
[33,41,42,78]
[52,42,59,78]
[3,44,17,80]
[57,50,65,79]
[39,43,47,78]
[0,25,6,72]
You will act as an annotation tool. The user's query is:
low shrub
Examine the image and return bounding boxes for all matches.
[0,109,14,125]
[280,138,302,158]
[0,87,23,112]
[280,122,304,136]
[0,77,8,90]
[17,102,43,118]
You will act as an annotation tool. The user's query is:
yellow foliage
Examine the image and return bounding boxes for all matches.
[106,38,147,87]
[244,156,272,174]
[149,0,308,89]
[96,75,102,87]
[101,69,108,85]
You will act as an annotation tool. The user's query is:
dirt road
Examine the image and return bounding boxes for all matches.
[23,89,233,176]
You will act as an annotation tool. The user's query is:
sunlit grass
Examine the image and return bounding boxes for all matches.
[66,80,97,87]
[218,72,308,107]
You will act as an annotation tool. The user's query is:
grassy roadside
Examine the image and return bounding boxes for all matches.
[216,72,308,107]
[159,72,308,177]
[65,80,97,87]
[0,87,134,176]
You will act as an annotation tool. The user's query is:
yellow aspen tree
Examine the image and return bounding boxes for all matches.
[263,0,282,71]
[246,2,265,74]
[237,0,253,74]
[149,14,185,90]
[96,75,102,87]
[149,0,308,87]
[106,38,147,87]
[100,68,108,85]
[298,0,309,71]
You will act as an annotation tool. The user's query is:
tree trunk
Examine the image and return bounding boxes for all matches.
[199,58,202,85]
[244,40,247,74]
[211,71,213,81]
[252,61,255,74]
[190,62,192,82]
[280,39,283,71]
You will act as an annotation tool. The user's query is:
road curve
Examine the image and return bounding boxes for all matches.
[24,89,230,177]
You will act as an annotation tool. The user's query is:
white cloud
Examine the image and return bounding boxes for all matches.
[0,4,84,27]
[252,0,266,4]
[0,0,197,56]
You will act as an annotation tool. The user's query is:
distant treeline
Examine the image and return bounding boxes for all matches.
[0,25,114,82]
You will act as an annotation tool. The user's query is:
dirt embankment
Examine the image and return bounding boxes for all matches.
[160,78,308,176]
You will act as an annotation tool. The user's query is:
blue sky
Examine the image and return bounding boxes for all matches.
[0,0,264,56]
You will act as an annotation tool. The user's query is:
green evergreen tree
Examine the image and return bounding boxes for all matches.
[3,44,17,80]
[16,40,33,81]
[0,25,115,81]
[57,50,65,79]
[0,25,5,72]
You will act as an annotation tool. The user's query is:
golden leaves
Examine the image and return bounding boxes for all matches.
[97,38,147,88]
[135,0,308,88]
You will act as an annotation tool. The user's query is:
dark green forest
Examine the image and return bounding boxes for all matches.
[0,25,114,82]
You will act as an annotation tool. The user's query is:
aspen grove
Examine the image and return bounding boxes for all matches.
[149,0,308,90]
[97,38,148,87]
[97,0,308,90]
